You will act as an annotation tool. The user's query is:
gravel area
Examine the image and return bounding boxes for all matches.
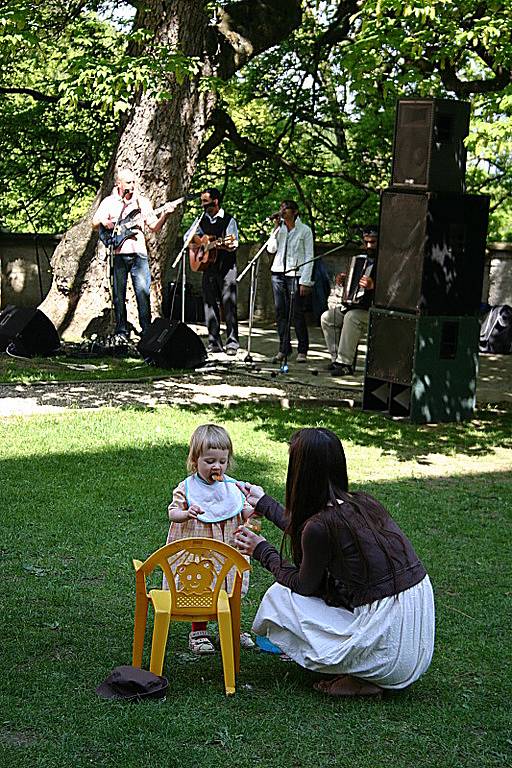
[0,363,360,417]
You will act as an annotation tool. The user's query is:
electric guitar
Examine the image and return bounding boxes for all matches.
[189,234,236,272]
[98,196,185,250]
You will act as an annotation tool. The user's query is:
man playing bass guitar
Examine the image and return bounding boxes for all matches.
[92,168,179,340]
[185,187,239,355]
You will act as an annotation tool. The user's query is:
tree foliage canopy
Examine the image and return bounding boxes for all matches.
[1,0,512,241]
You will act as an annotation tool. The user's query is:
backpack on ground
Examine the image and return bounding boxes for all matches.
[479,304,512,354]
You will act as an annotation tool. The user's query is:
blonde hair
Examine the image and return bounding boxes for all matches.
[187,424,233,473]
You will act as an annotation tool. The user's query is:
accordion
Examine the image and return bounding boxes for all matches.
[342,255,374,306]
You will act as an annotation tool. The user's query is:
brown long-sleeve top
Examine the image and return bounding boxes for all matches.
[252,493,427,610]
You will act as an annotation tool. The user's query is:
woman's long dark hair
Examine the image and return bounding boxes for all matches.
[283,428,407,589]
[284,428,348,565]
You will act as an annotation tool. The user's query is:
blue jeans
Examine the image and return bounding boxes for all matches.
[271,273,309,355]
[113,252,151,336]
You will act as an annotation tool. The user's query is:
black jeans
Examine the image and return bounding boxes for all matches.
[202,262,239,350]
[271,273,309,355]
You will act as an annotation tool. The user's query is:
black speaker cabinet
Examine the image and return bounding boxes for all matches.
[0,305,60,356]
[363,308,480,423]
[391,98,470,193]
[138,319,207,369]
[375,190,489,316]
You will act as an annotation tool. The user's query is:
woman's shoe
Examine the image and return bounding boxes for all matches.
[240,631,255,649]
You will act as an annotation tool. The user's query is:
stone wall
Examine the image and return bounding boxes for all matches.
[485,243,512,306]
[2,232,510,320]
[0,232,57,308]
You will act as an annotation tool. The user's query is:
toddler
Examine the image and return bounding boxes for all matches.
[165,423,255,655]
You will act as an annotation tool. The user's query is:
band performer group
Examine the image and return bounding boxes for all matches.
[321,225,378,376]
[267,200,315,363]
[92,168,178,340]
[185,188,240,355]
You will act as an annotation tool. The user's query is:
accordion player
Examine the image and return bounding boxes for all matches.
[341,255,375,306]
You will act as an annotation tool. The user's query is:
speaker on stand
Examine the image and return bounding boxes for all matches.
[391,98,470,193]
[363,309,480,423]
[375,190,489,316]
[362,97,489,423]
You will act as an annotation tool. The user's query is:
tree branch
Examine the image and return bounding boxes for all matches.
[206,107,375,193]
[214,0,302,80]
[0,86,91,109]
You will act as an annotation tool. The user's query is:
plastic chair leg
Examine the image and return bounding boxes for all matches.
[217,590,235,695]
[148,589,172,676]
[229,593,242,674]
[132,596,149,668]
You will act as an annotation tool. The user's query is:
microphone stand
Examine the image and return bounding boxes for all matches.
[172,210,203,324]
[237,222,279,363]
[106,200,129,337]
[18,199,52,303]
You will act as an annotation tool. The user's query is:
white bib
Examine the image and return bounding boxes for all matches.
[184,474,244,523]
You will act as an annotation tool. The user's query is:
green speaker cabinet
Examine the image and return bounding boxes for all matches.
[363,308,479,423]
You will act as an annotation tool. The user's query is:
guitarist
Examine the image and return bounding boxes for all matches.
[185,188,239,355]
[92,168,177,340]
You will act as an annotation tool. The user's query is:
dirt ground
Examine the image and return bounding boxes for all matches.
[1,321,511,416]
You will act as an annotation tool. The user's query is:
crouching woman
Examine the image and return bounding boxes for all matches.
[235,428,435,697]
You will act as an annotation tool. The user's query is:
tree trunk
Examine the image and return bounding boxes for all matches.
[39,0,301,339]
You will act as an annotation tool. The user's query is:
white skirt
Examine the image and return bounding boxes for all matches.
[252,575,435,689]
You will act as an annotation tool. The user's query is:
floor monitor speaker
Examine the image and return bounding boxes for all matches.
[0,305,60,356]
[362,308,479,423]
[375,190,489,316]
[138,319,207,369]
[391,98,470,193]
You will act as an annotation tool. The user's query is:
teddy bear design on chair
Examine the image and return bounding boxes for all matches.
[176,559,215,601]
[132,538,251,695]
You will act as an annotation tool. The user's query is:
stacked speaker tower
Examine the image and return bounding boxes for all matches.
[363,98,490,423]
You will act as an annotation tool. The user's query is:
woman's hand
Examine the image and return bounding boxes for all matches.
[233,525,265,556]
[236,481,265,508]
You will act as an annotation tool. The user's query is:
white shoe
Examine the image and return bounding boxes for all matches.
[296,353,307,363]
[189,630,215,655]
[272,351,285,363]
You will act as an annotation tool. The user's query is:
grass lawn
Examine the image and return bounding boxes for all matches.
[1,403,511,768]
[0,353,174,385]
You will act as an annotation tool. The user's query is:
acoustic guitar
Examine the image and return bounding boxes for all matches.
[99,196,185,250]
[189,234,235,272]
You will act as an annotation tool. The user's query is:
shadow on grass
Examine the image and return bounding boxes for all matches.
[168,401,512,462]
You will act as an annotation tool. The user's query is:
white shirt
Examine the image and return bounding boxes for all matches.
[267,217,315,286]
[94,189,157,256]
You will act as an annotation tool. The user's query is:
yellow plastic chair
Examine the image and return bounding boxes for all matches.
[132,537,251,695]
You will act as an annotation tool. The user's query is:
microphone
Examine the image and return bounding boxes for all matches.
[122,189,131,199]
[267,212,281,223]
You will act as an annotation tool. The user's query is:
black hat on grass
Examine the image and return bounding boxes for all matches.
[96,665,168,702]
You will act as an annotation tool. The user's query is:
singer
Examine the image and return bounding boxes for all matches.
[184,187,240,355]
[267,200,314,363]
[92,168,175,340]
